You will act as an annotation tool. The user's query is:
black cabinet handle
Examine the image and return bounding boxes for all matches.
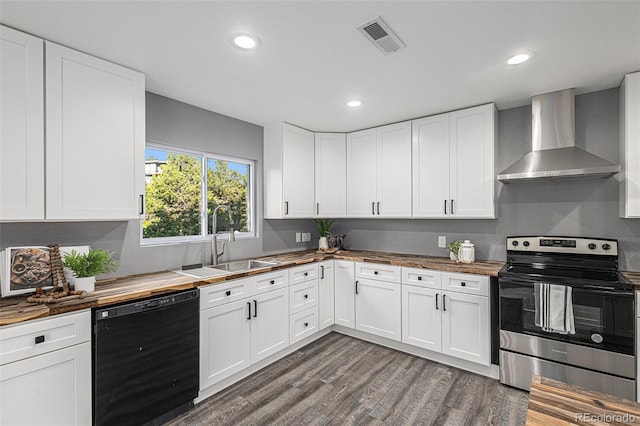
[225,290,231,296]
[444,199,447,214]
[443,294,447,311]
[285,201,289,215]
[317,203,319,215]
[461,282,466,287]
[304,294,309,299]
[451,199,454,215]
[377,202,380,215]
[435,294,439,310]
[270,280,275,285]
[304,272,308,276]
[417,276,423,281]
[34,335,45,344]
[355,280,359,295]
[374,271,378,275]
[139,194,145,215]
[304,322,309,327]
[253,300,257,318]
[320,265,325,279]
[247,302,251,320]
[372,202,375,215]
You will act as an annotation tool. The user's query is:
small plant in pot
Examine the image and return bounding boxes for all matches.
[311,219,334,250]
[62,249,118,292]
[447,240,463,261]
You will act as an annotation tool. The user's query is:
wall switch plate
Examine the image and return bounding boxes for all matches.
[438,236,447,248]
[302,232,311,242]
[296,232,302,243]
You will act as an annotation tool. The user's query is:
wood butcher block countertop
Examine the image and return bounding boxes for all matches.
[527,375,640,425]
[624,271,640,289]
[1,249,500,326]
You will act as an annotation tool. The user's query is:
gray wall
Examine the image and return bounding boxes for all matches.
[1,89,638,280]
[333,88,640,271]
[0,93,315,279]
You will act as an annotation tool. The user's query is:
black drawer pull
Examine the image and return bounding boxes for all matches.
[304,322,309,327]
[374,271,378,275]
[34,335,45,344]
[270,280,275,285]
[304,294,309,299]
[253,300,258,318]
[304,272,308,276]
[225,290,231,296]
[417,276,423,281]
[461,282,466,287]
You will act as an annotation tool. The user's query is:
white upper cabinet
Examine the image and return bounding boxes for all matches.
[413,104,497,219]
[45,42,145,220]
[0,26,45,221]
[347,122,412,217]
[620,71,640,218]
[315,133,346,217]
[264,123,315,218]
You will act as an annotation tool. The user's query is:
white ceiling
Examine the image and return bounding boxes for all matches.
[1,1,639,132]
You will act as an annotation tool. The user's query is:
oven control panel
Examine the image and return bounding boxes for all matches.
[506,237,617,255]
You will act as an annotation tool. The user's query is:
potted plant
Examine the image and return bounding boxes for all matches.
[62,248,118,292]
[311,219,334,250]
[447,240,463,261]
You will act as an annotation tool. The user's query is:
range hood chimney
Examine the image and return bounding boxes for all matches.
[497,89,620,183]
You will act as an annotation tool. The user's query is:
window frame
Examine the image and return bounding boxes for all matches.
[141,142,256,246]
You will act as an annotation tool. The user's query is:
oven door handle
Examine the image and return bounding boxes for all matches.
[499,279,634,296]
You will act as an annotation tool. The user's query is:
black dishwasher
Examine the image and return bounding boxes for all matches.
[93,289,199,426]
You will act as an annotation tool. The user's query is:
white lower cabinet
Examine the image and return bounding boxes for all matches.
[334,260,356,328]
[355,278,401,341]
[250,288,290,363]
[318,260,335,330]
[199,299,251,390]
[0,311,91,426]
[401,267,491,366]
[290,307,318,344]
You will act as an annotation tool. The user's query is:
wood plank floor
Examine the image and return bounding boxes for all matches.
[164,333,529,426]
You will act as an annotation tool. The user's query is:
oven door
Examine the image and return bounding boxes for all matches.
[499,276,634,355]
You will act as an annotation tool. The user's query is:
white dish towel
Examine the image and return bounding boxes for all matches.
[534,283,575,335]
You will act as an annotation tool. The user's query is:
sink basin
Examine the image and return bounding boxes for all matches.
[174,267,230,279]
[210,260,277,273]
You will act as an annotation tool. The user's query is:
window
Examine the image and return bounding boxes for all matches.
[142,144,254,244]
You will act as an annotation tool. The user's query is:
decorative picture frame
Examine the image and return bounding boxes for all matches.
[1,247,54,297]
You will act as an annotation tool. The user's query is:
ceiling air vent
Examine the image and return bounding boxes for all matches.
[357,16,406,54]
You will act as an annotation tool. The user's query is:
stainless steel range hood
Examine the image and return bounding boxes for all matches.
[497,89,620,183]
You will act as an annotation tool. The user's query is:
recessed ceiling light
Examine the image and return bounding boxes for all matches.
[507,52,533,65]
[232,33,261,50]
[346,100,364,108]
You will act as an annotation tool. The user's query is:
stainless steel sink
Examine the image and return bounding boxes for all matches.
[174,266,231,279]
[210,260,277,273]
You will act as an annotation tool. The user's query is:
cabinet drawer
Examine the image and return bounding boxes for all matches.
[289,279,319,314]
[441,272,489,297]
[289,264,319,285]
[401,267,441,289]
[0,310,91,365]
[355,262,401,283]
[290,307,318,345]
[251,270,289,295]
[200,278,251,310]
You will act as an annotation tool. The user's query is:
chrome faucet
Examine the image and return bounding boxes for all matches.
[211,205,235,265]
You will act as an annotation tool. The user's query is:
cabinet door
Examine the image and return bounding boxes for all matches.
[282,123,315,217]
[334,260,355,328]
[355,278,401,341]
[377,122,412,217]
[251,288,289,363]
[402,285,442,352]
[346,129,377,217]
[0,342,91,426]
[449,104,496,218]
[621,72,640,218]
[0,26,45,221]
[412,113,450,218]
[318,260,335,330]
[45,41,145,220]
[441,291,490,365]
[199,300,251,390]
[315,133,346,217]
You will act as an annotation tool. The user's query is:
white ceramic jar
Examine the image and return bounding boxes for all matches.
[458,240,475,264]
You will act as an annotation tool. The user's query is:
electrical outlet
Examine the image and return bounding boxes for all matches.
[302,232,311,242]
[438,236,447,248]
[295,232,302,243]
